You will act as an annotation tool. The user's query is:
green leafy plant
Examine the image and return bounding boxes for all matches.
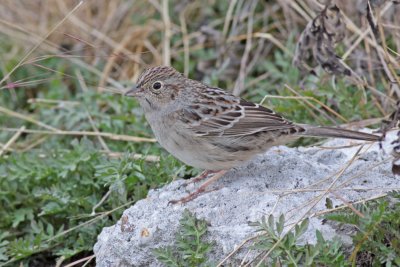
[250,192,400,266]
[251,215,347,266]
[252,215,310,265]
[0,137,184,266]
[0,233,9,263]
[325,191,400,266]
[154,209,214,267]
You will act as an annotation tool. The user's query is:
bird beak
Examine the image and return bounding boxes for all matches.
[124,85,142,97]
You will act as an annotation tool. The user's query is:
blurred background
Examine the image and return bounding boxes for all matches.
[0,0,398,266]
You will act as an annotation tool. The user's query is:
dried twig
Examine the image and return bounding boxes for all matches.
[293,2,350,76]
[104,151,160,162]
[0,126,25,156]
[233,0,257,96]
[0,106,61,132]
[179,6,189,77]
[161,0,171,66]
[0,128,156,143]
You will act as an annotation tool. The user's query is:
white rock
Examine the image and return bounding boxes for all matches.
[94,130,398,266]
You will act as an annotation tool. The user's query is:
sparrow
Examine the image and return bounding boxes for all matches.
[125,66,380,203]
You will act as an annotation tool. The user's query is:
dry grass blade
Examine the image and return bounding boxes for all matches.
[0,128,156,143]
[232,0,257,96]
[98,32,134,91]
[104,151,160,162]
[330,191,365,218]
[29,62,123,94]
[222,0,238,39]
[161,0,171,66]
[27,98,80,106]
[366,0,379,38]
[252,32,292,56]
[62,255,95,267]
[262,186,397,194]
[0,126,25,156]
[0,1,84,86]
[260,93,348,123]
[217,237,259,266]
[0,106,60,132]
[283,84,340,124]
[179,7,189,77]
[0,20,125,91]
[86,110,110,152]
[342,2,399,69]
[55,0,144,66]
[375,8,400,99]
[43,200,135,244]
[312,193,387,217]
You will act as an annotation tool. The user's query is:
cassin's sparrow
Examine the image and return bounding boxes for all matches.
[125,66,380,203]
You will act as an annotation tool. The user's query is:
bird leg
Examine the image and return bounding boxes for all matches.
[185,170,219,185]
[169,170,227,204]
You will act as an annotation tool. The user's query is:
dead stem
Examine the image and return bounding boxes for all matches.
[0,127,156,143]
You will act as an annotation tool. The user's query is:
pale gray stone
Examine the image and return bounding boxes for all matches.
[94,130,398,266]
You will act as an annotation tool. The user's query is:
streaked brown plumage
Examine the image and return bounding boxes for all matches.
[125,66,380,171]
[125,66,381,203]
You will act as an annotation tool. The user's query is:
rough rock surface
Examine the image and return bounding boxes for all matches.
[94,130,398,266]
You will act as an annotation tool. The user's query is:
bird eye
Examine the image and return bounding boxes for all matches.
[152,81,162,90]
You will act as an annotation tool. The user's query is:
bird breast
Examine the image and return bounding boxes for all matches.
[145,112,263,170]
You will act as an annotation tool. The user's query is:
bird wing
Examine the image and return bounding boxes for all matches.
[179,88,302,137]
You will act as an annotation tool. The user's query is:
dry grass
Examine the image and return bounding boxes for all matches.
[0,0,398,101]
[0,0,399,265]
[3,2,397,124]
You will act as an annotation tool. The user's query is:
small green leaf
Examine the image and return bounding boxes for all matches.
[276,214,285,236]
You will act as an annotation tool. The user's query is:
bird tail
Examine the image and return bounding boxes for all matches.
[296,124,381,142]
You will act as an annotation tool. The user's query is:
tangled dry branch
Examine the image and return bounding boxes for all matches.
[293,2,350,76]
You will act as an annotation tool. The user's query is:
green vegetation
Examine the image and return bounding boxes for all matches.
[250,216,348,266]
[154,210,214,267]
[0,136,187,265]
[325,191,400,266]
[250,191,400,266]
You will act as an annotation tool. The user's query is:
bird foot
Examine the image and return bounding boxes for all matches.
[169,170,227,205]
[168,188,210,205]
[184,170,219,185]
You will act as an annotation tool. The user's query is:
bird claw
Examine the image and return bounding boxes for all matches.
[168,187,206,205]
[168,170,227,205]
[184,170,217,185]
[168,187,222,205]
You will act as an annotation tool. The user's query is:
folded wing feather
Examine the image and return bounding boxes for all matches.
[179,89,302,137]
